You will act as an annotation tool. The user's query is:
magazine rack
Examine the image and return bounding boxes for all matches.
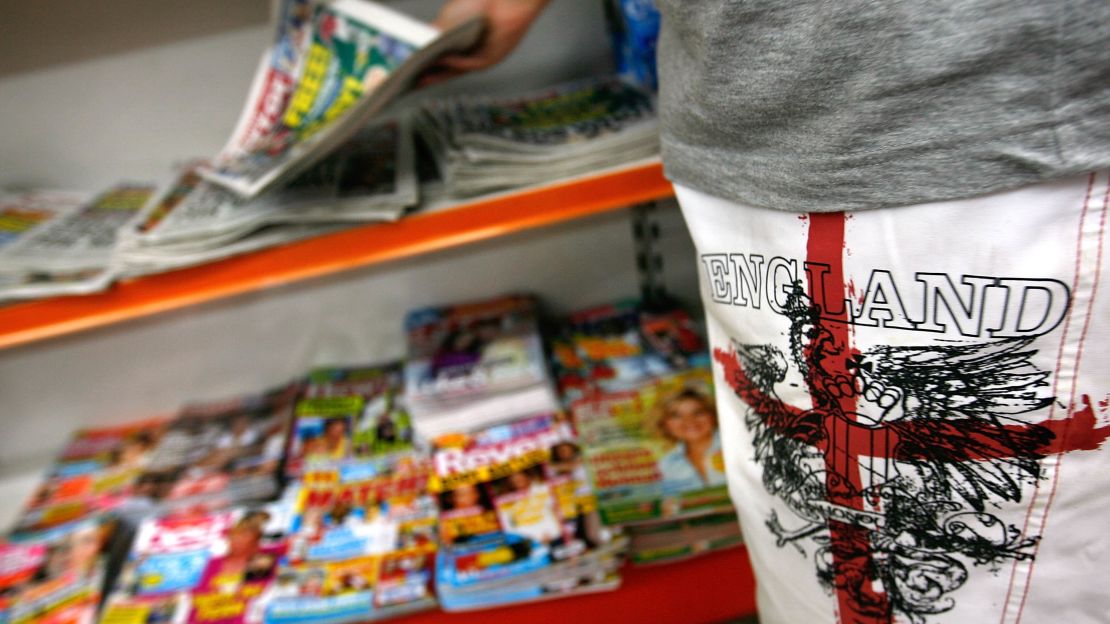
[0,160,672,350]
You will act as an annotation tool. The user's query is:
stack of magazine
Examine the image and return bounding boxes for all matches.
[286,362,414,477]
[402,295,561,441]
[0,515,125,624]
[429,414,623,610]
[416,77,659,197]
[1,296,747,622]
[135,384,299,515]
[275,362,441,623]
[1,420,166,624]
[9,419,168,538]
[552,301,743,563]
[272,458,439,623]
[100,500,298,624]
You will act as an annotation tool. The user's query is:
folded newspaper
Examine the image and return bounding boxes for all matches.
[416,77,659,197]
[199,0,484,199]
[0,185,153,301]
[402,294,561,441]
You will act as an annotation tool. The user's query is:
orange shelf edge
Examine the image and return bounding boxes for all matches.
[392,546,756,624]
[0,161,673,350]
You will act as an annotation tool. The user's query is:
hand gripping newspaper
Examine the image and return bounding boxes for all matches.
[199,0,484,199]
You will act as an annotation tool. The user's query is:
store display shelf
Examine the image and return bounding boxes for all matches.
[395,546,756,624]
[0,159,672,351]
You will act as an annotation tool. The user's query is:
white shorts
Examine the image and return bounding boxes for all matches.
[675,172,1110,624]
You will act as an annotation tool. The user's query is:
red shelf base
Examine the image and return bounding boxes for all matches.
[393,546,756,624]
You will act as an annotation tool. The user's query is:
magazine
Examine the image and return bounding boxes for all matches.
[416,77,659,197]
[11,418,168,538]
[624,511,743,566]
[199,0,484,198]
[267,459,438,623]
[0,185,154,300]
[100,502,296,624]
[430,414,618,609]
[550,300,709,406]
[286,362,414,477]
[138,385,298,513]
[403,295,560,439]
[0,516,120,624]
[571,368,734,525]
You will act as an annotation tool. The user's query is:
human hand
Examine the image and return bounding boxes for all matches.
[420,0,551,86]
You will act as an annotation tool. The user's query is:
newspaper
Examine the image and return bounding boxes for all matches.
[115,117,416,277]
[402,295,560,440]
[0,185,153,300]
[0,191,87,252]
[417,77,659,197]
[200,0,484,198]
[571,368,734,525]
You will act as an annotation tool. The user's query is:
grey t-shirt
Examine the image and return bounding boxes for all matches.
[655,0,1110,212]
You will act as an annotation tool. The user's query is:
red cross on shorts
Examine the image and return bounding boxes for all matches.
[712,212,1110,623]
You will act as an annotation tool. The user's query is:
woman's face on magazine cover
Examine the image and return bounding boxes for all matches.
[662,396,715,444]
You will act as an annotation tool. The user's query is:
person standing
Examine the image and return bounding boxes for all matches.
[427,2,1110,622]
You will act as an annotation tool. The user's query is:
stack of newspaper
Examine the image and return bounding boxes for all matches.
[552,302,742,561]
[416,77,660,198]
[0,186,152,301]
[115,119,418,278]
[401,295,561,441]
[271,458,440,623]
[429,413,623,610]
